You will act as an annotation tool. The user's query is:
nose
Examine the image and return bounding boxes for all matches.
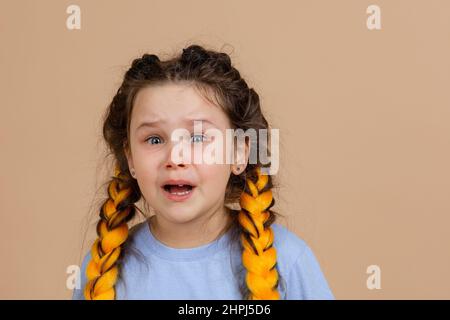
[164,140,191,169]
[165,159,187,169]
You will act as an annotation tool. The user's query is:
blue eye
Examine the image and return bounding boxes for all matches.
[145,136,163,145]
[191,134,207,143]
[145,134,207,145]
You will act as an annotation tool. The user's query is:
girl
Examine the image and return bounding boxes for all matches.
[72,44,334,300]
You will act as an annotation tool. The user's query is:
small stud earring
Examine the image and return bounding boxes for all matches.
[130,168,136,177]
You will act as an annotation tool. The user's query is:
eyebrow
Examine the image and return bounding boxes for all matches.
[136,118,218,131]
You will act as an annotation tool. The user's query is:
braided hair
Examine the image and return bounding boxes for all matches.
[84,44,284,300]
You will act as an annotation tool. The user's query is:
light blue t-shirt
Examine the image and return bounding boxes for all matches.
[72,221,334,300]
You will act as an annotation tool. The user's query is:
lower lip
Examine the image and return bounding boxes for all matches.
[162,187,195,202]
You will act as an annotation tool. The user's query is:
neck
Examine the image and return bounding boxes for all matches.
[148,205,233,249]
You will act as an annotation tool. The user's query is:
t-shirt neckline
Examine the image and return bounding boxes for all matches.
[138,219,233,261]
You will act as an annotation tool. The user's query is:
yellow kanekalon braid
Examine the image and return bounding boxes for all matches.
[238,167,280,300]
[84,165,133,300]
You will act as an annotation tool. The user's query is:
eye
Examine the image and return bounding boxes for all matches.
[191,134,208,143]
[145,136,163,145]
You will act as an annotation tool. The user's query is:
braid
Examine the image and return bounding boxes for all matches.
[238,166,280,300]
[84,164,135,300]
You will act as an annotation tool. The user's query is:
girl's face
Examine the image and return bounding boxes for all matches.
[125,82,246,226]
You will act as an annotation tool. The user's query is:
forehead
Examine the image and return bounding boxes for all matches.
[131,82,230,127]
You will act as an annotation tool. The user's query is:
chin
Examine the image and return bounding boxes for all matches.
[158,207,202,224]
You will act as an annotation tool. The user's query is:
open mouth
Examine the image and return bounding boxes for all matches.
[162,184,194,196]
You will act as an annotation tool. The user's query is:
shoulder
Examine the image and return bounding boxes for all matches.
[271,223,308,275]
[270,223,335,299]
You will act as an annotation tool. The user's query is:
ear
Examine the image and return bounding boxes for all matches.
[231,136,251,175]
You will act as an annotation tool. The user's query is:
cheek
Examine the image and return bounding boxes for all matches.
[132,152,160,186]
[132,145,162,169]
[134,157,158,173]
[198,164,231,188]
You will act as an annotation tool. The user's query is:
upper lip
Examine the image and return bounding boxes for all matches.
[161,179,197,188]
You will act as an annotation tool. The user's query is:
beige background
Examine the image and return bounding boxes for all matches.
[1,0,449,299]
